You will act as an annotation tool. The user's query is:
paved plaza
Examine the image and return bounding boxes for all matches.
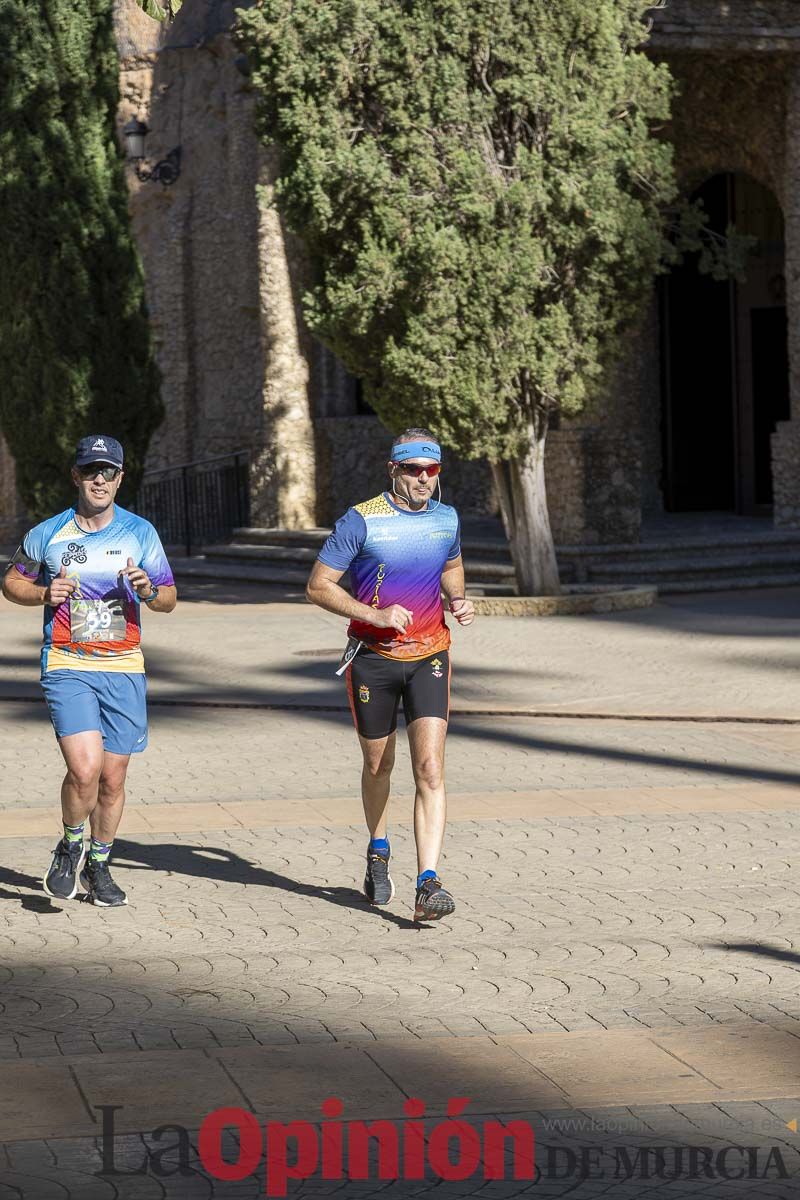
[1,585,800,1197]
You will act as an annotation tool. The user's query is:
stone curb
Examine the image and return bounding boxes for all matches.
[470,584,657,616]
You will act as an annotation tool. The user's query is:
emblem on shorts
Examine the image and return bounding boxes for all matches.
[431,657,444,678]
[359,684,370,703]
[61,542,87,567]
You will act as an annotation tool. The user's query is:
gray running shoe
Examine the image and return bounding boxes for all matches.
[414,877,455,922]
[43,838,86,901]
[364,847,395,905]
[80,859,128,907]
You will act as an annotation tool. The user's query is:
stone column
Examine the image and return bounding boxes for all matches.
[250,147,317,528]
[772,60,800,527]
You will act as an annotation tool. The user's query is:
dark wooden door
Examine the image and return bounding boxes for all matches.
[661,173,787,514]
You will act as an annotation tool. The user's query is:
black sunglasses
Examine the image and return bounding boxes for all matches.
[77,463,120,482]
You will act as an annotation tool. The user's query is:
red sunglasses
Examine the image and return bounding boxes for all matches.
[393,461,441,478]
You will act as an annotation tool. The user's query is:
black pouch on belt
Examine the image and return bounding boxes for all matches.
[335,636,364,676]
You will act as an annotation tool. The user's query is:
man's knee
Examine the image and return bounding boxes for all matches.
[98,768,127,799]
[66,760,103,792]
[363,750,395,780]
[414,754,444,791]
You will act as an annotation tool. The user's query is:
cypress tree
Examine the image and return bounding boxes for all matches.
[238,0,677,593]
[0,0,162,520]
[135,0,183,20]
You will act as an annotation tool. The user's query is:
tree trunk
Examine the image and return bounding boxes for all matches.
[491,418,561,596]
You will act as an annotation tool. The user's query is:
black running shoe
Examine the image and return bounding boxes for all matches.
[42,838,86,901]
[414,877,455,922]
[364,847,395,905]
[80,859,128,907]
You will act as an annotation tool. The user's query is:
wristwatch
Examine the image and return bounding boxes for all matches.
[142,585,159,605]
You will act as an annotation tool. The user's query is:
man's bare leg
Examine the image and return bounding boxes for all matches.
[92,751,131,844]
[358,731,396,837]
[47,735,132,906]
[359,731,396,904]
[408,716,454,920]
[407,717,447,874]
[81,749,132,906]
[59,730,105,826]
[43,731,103,900]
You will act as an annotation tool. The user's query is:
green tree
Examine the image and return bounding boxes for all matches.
[134,0,183,20]
[238,0,678,593]
[0,0,161,519]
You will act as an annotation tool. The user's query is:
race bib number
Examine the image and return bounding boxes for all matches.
[69,598,127,643]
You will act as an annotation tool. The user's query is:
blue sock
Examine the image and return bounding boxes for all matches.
[417,869,437,888]
[369,837,390,855]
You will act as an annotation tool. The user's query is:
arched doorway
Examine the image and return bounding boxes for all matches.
[660,173,789,514]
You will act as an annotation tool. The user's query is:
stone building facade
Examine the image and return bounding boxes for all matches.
[2,0,799,543]
[648,1,800,528]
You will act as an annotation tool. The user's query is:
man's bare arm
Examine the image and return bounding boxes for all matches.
[118,558,176,613]
[440,554,466,603]
[441,554,475,627]
[142,585,177,614]
[2,565,72,607]
[306,561,412,634]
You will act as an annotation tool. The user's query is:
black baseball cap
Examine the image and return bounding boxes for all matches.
[74,435,124,470]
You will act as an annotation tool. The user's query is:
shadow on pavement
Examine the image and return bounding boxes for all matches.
[0,864,58,914]
[4,687,796,793]
[710,940,800,968]
[448,714,800,789]
[113,839,421,931]
[173,574,800,642]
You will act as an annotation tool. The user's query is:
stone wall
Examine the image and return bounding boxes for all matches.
[662,53,789,202]
[657,46,800,530]
[314,418,497,527]
[549,428,643,546]
[653,47,796,526]
[314,417,641,545]
[772,419,800,524]
[116,0,316,526]
[634,299,664,517]
[651,0,800,52]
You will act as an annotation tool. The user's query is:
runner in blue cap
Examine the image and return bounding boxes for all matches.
[2,436,177,907]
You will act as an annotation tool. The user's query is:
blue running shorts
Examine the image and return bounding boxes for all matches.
[40,670,148,755]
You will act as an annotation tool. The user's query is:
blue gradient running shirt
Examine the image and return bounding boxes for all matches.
[318,493,461,660]
[10,505,174,675]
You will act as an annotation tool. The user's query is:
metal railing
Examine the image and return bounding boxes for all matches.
[135,451,250,557]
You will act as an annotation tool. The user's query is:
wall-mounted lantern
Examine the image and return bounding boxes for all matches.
[122,118,181,187]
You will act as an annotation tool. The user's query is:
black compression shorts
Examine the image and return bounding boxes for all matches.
[345,648,451,739]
